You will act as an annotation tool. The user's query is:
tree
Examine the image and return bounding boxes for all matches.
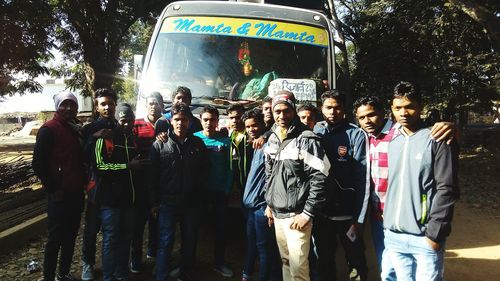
[445,0,500,51]
[329,0,356,117]
[347,0,499,124]
[112,19,155,105]
[51,0,171,96]
[0,0,56,96]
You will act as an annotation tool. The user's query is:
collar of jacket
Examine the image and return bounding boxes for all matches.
[96,116,117,127]
[112,127,134,140]
[271,118,308,141]
[167,130,191,146]
[325,118,349,132]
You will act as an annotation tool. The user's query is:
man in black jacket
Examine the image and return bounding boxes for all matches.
[149,103,209,281]
[94,103,149,281]
[264,91,330,281]
[312,90,369,281]
[81,88,117,281]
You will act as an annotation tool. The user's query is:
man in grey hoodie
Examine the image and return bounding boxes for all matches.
[382,82,459,281]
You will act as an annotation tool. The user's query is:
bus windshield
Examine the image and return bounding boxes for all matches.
[140,16,329,102]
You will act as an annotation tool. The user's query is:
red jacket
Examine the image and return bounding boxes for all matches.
[33,113,85,194]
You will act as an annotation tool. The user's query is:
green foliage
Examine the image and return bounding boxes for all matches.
[49,0,169,96]
[344,0,499,117]
[3,0,498,120]
[36,111,51,123]
[113,20,155,105]
[0,0,56,96]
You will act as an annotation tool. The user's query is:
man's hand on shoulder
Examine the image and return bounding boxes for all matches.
[156,132,168,143]
[430,122,455,144]
[252,136,266,149]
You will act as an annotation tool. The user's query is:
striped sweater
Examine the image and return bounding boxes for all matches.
[94,129,138,208]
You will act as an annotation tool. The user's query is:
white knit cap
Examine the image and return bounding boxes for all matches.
[53,91,78,110]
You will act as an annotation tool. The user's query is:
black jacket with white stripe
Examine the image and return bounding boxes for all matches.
[264,119,330,219]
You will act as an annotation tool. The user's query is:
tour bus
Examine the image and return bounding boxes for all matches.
[136,0,336,117]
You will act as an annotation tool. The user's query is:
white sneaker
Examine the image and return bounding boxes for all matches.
[169,266,181,278]
[81,263,95,280]
[213,264,234,278]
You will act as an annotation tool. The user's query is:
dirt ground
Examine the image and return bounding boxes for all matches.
[0,201,498,281]
[444,203,500,281]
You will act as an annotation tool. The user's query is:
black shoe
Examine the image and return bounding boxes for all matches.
[130,261,142,273]
[56,273,77,281]
[178,271,203,281]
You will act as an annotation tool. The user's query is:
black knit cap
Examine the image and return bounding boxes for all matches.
[115,103,135,120]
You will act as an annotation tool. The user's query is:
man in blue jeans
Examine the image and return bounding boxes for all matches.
[241,109,282,281]
[149,103,208,281]
[382,82,459,281]
[94,103,150,281]
[81,88,118,280]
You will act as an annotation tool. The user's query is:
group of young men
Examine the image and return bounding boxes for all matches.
[33,81,458,281]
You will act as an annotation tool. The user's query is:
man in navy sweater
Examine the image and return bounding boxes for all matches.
[313,90,370,281]
[241,109,282,281]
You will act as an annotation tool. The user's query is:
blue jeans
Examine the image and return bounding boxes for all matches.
[156,203,199,281]
[100,206,134,281]
[382,230,444,281]
[243,207,282,281]
[371,217,396,280]
[81,200,101,266]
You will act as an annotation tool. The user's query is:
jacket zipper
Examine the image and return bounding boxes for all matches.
[125,135,135,204]
[421,194,427,224]
[395,134,409,231]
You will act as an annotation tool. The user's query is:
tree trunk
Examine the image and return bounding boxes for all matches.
[328,0,354,120]
[446,0,500,51]
[80,34,123,94]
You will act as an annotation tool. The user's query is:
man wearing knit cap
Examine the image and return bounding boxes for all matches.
[264,90,330,281]
[33,91,85,281]
[93,102,150,281]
